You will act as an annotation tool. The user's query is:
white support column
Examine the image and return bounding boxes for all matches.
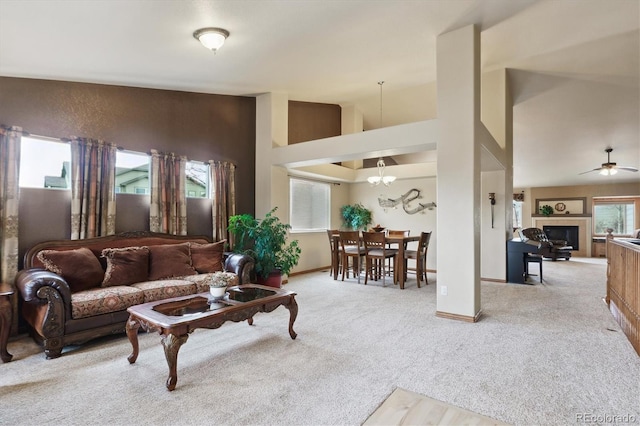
[480,68,514,281]
[341,104,363,170]
[436,25,482,321]
[255,92,289,218]
[504,69,514,243]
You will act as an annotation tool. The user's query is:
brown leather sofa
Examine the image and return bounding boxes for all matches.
[522,227,572,260]
[15,231,254,359]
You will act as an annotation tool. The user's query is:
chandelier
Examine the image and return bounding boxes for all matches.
[368,158,396,186]
[367,81,396,186]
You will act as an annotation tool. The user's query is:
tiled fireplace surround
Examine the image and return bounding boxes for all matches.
[531,216,592,257]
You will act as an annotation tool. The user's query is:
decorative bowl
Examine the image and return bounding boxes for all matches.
[372,226,385,232]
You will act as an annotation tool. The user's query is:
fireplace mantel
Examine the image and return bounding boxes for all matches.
[532,214,591,218]
[531,214,591,219]
[531,216,592,257]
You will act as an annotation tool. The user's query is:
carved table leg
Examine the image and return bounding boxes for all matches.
[0,295,13,363]
[161,333,189,391]
[126,315,141,364]
[285,296,298,340]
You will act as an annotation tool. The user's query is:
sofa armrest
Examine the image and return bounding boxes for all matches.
[536,241,553,257]
[15,269,72,313]
[223,252,255,284]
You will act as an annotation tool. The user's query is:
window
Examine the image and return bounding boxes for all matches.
[593,198,636,236]
[186,161,209,198]
[289,178,330,232]
[116,151,149,194]
[19,136,71,189]
[513,201,523,229]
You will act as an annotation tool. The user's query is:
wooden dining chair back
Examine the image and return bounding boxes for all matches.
[362,231,398,286]
[385,230,409,269]
[403,231,432,287]
[387,230,410,238]
[338,231,365,283]
[326,229,341,279]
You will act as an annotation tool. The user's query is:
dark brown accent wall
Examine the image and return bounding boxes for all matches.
[288,100,341,144]
[0,77,255,259]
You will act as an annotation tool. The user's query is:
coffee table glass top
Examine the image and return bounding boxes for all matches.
[152,286,278,317]
[227,286,276,302]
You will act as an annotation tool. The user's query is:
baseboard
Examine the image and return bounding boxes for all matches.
[481,277,507,283]
[435,310,482,323]
[289,267,438,277]
[288,267,328,277]
[406,267,437,273]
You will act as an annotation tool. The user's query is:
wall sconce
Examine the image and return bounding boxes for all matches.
[489,193,496,228]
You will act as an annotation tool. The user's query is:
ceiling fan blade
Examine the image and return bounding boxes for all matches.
[580,148,637,176]
[578,168,601,175]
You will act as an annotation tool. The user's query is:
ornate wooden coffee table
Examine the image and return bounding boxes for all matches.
[126,284,298,391]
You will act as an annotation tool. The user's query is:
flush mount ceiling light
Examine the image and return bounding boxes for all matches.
[367,81,396,186]
[193,27,229,53]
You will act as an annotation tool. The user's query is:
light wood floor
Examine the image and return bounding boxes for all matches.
[364,388,510,426]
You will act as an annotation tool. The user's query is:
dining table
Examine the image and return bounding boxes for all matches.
[331,233,420,290]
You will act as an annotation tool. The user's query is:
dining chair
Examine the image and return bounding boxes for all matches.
[338,231,365,283]
[403,231,432,287]
[362,231,398,286]
[326,229,342,279]
[385,230,409,272]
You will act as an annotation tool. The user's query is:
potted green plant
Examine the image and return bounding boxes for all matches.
[540,204,554,217]
[340,203,373,230]
[228,207,301,288]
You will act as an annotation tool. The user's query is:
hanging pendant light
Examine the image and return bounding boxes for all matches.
[367,158,396,185]
[367,81,396,186]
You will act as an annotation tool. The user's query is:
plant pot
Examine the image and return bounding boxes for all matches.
[209,285,227,299]
[256,270,282,288]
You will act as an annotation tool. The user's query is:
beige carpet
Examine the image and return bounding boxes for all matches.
[1,257,639,425]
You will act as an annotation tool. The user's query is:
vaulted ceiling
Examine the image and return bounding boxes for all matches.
[1,0,638,188]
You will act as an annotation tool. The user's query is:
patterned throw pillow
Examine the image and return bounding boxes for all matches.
[148,243,197,280]
[36,247,104,292]
[101,246,150,287]
[189,240,226,273]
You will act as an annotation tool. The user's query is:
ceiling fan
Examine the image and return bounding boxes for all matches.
[579,148,638,176]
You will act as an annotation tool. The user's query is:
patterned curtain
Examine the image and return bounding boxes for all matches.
[0,125,22,334]
[209,161,236,241]
[69,137,117,239]
[150,149,187,235]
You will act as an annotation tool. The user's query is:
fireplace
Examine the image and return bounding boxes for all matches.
[543,225,579,250]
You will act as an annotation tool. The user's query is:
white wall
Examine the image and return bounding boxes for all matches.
[289,181,349,274]
[481,170,507,280]
[289,177,437,275]
[350,177,438,270]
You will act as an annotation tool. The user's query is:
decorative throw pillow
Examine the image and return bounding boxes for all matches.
[36,247,104,292]
[148,243,197,280]
[190,240,226,273]
[101,246,150,287]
